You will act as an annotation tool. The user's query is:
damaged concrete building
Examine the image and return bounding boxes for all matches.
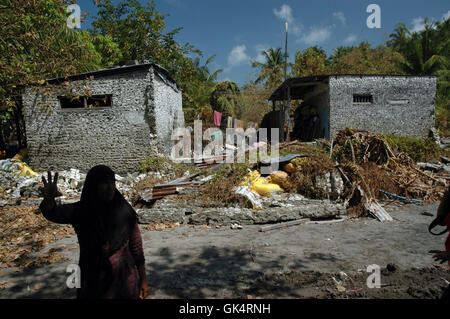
[264,75,436,141]
[22,62,184,174]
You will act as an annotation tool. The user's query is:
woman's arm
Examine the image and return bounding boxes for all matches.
[129,222,148,299]
[40,200,78,224]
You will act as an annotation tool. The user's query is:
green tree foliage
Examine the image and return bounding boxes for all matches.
[387,18,449,75]
[292,46,329,77]
[330,42,404,75]
[90,34,123,67]
[210,81,240,117]
[388,18,449,135]
[181,55,223,126]
[209,81,272,126]
[251,48,287,89]
[329,46,353,66]
[0,0,108,147]
[90,0,221,125]
[236,84,273,125]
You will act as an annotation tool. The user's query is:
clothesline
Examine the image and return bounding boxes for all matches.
[211,110,258,130]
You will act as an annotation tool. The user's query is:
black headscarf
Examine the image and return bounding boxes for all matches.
[78,165,137,247]
[74,165,137,298]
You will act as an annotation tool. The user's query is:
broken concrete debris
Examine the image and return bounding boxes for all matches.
[136,193,346,226]
[1,162,141,204]
[1,129,447,227]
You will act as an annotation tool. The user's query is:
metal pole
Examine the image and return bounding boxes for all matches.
[284,22,289,141]
[284,22,288,81]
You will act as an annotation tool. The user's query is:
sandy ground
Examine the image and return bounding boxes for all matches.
[0,201,449,299]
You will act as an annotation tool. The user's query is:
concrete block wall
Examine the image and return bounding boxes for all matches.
[152,71,184,155]
[328,75,436,139]
[23,67,182,174]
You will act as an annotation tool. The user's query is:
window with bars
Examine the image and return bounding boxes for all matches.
[353,94,373,104]
[58,95,112,109]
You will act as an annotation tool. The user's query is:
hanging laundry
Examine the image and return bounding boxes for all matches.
[227,116,233,128]
[236,119,244,129]
[213,111,222,127]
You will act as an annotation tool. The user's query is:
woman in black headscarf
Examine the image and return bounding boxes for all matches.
[39,165,148,299]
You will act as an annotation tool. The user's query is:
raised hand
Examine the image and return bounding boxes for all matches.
[429,250,450,264]
[41,171,62,199]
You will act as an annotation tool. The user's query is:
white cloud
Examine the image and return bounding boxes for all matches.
[226,45,249,72]
[273,4,294,24]
[273,4,302,36]
[254,44,269,63]
[344,33,357,44]
[299,27,331,45]
[411,17,426,33]
[333,12,346,27]
[443,10,450,21]
[411,16,440,33]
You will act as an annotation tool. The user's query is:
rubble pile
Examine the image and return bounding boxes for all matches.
[137,193,346,226]
[329,129,448,203]
[1,128,448,226]
[0,158,152,206]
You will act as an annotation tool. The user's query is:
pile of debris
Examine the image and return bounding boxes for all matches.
[2,128,448,226]
[0,158,149,206]
[317,129,449,220]
[329,129,448,201]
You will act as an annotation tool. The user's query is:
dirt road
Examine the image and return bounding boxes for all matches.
[0,201,449,299]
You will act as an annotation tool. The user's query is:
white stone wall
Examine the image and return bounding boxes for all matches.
[152,71,183,154]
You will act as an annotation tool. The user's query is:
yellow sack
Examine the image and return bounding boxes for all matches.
[268,171,289,186]
[250,178,283,196]
[283,162,297,174]
[239,170,261,186]
[19,163,38,177]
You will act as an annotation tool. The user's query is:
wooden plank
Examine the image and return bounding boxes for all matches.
[259,219,309,232]
[163,173,200,185]
[304,217,347,225]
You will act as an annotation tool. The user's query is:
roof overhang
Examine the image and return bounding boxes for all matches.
[268,74,438,101]
[269,75,329,101]
[44,63,177,87]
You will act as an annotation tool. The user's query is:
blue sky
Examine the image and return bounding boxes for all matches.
[77,0,449,86]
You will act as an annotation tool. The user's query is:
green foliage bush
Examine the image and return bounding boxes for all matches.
[383,134,444,162]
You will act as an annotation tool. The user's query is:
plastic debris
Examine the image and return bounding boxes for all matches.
[234,186,262,209]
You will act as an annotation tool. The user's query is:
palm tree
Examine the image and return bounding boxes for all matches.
[251,48,287,87]
[192,54,223,82]
[183,55,223,116]
[388,18,449,75]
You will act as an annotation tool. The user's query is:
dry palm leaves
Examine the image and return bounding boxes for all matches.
[0,206,74,269]
[331,129,447,204]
